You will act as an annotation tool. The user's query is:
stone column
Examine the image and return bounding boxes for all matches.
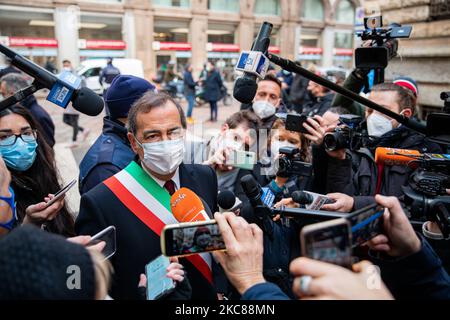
[133,9,154,79]
[238,0,255,51]
[54,5,80,68]
[190,0,208,75]
[122,10,136,59]
[321,25,335,68]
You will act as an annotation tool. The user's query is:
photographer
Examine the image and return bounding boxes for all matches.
[321,83,442,212]
[204,110,261,197]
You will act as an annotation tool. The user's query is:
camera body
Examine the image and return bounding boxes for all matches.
[403,155,450,239]
[277,146,313,178]
[355,16,412,84]
[323,114,368,151]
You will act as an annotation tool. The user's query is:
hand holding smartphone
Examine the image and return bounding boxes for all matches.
[44,179,77,208]
[86,226,117,260]
[145,255,176,300]
[300,218,353,269]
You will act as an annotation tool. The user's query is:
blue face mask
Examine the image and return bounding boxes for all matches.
[0,138,38,171]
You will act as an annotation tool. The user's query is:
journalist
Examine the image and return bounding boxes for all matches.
[0,106,74,236]
[320,83,442,212]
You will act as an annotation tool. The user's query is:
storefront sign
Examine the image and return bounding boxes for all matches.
[9,37,58,48]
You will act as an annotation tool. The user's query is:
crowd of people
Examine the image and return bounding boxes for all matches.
[0,53,449,301]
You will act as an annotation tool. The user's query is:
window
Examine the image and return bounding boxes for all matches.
[336,0,355,24]
[334,32,353,48]
[208,0,240,13]
[152,0,190,8]
[254,0,280,16]
[302,0,324,21]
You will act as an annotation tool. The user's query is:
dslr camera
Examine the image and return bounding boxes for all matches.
[323,114,371,151]
[276,146,313,178]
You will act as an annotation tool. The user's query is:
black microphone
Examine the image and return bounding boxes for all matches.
[233,22,273,104]
[240,174,274,239]
[0,44,104,116]
[217,190,243,213]
[291,191,314,205]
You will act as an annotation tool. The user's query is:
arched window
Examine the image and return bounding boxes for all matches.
[302,0,324,21]
[254,0,281,16]
[336,0,355,24]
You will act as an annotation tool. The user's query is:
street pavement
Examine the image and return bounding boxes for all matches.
[37,90,241,215]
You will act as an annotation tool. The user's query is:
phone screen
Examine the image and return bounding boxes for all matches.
[145,255,175,300]
[45,179,77,208]
[226,150,256,170]
[164,222,226,257]
[302,221,352,269]
[347,205,384,247]
[87,226,116,260]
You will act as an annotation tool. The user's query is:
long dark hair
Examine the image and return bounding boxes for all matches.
[0,105,75,236]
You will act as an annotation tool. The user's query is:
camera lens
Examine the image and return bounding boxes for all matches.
[323,133,339,151]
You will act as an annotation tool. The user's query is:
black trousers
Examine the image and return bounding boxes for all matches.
[63,114,84,142]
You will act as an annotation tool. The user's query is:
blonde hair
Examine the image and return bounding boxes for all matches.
[88,249,113,300]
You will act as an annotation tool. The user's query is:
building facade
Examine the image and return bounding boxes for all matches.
[0,0,360,80]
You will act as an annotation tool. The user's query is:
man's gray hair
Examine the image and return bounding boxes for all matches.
[0,73,30,94]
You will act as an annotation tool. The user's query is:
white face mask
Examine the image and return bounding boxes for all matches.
[367,113,393,137]
[137,138,185,175]
[252,100,276,119]
[270,140,297,158]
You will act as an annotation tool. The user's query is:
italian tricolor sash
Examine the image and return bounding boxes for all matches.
[103,161,213,284]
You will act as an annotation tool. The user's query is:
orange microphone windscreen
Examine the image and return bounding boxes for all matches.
[375,147,421,166]
[170,187,209,222]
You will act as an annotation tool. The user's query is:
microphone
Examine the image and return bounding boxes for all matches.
[170,187,210,222]
[217,190,243,213]
[233,22,273,104]
[0,44,104,116]
[291,191,314,205]
[375,147,421,166]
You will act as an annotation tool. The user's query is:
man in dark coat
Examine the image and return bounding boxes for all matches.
[203,61,223,122]
[76,92,222,300]
[79,75,156,195]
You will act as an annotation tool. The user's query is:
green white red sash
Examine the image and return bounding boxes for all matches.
[103,161,213,284]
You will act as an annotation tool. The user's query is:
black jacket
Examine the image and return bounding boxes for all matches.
[21,95,55,147]
[301,92,334,117]
[75,162,221,300]
[203,70,223,102]
[183,70,196,96]
[326,126,442,209]
[78,117,134,195]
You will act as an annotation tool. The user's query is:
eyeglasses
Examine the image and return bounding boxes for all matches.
[0,130,37,147]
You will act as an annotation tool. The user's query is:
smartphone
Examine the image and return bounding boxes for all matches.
[44,179,77,208]
[161,220,226,257]
[285,114,318,134]
[87,226,117,260]
[225,150,256,170]
[145,255,176,300]
[347,204,384,248]
[300,218,353,269]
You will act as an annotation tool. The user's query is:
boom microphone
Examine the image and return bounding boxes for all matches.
[170,187,210,222]
[233,22,273,104]
[0,44,104,116]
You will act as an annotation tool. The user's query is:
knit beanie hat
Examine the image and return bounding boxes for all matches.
[104,75,156,120]
[0,225,96,300]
